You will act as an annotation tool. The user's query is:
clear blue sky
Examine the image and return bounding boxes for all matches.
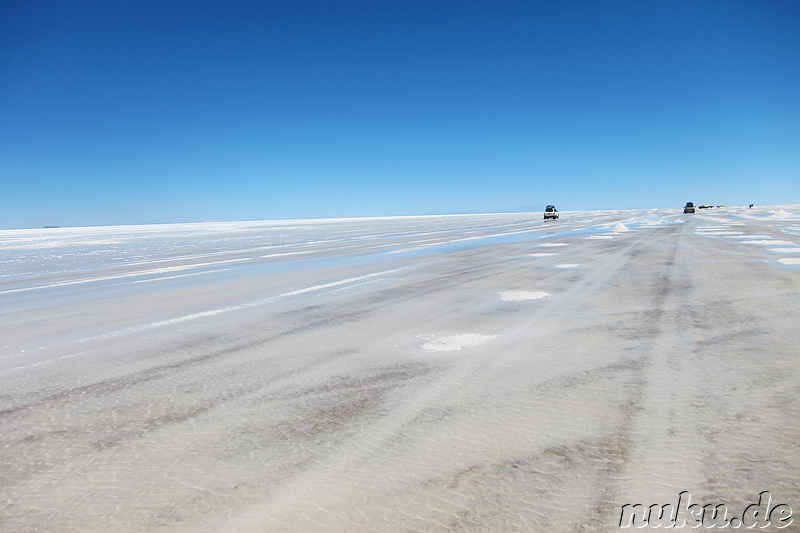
[2,0,799,229]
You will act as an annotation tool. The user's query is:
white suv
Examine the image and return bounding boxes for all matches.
[544,205,559,220]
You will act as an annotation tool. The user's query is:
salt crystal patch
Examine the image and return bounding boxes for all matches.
[742,240,794,246]
[778,258,800,265]
[538,243,569,247]
[500,291,551,301]
[768,247,800,253]
[586,235,614,239]
[528,252,556,257]
[420,334,496,352]
[556,264,580,269]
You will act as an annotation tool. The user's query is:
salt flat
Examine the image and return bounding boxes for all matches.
[1,207,799,531]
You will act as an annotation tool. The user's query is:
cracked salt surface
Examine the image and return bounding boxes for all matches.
[2,206,799,531]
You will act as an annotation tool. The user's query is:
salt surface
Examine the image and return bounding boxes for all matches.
[769,209,792,219]
[419,333,497,351]
[768,247,800,253]
[499,291,551,301]
[741,239,795,246]
[2,207,799,532]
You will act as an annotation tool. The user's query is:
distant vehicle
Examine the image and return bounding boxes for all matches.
[544,205,559,220]
[698,205,713,209]
[684,202,696,214]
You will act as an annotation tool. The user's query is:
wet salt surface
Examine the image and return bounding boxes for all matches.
[2,207,799,531]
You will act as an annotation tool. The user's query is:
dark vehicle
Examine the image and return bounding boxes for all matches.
[684,202,696,214]
[544,205,559,220]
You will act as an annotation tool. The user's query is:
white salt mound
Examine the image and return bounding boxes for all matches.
[612,223,630,233]
[420,333,496,352]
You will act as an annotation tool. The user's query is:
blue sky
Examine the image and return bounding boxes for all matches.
[2,0,799,229]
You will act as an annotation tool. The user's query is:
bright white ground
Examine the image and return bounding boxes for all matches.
[1,206,799,531]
